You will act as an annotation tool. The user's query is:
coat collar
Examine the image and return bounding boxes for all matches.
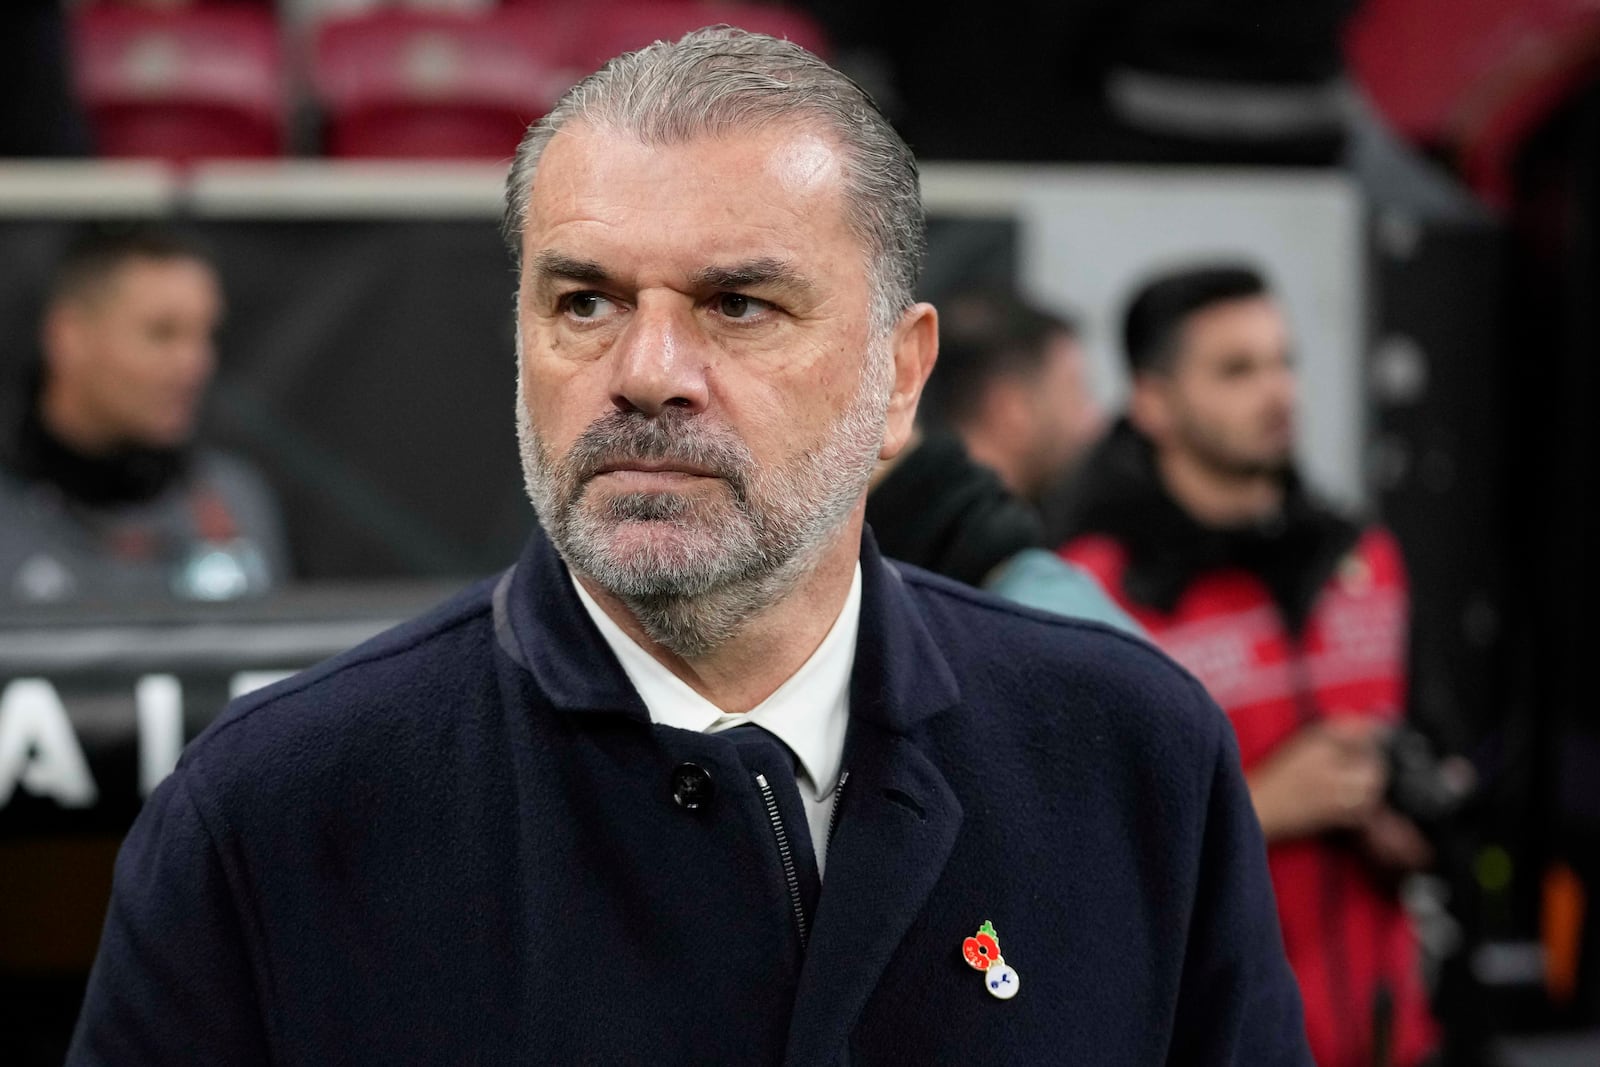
[497,523,651,721]
[846,527,963,733]
[497,523,963,733]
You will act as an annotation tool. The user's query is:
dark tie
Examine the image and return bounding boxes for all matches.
[722,724,822,942]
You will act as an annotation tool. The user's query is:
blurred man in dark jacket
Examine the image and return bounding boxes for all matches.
[867,289,1133,630]
[0,226,288,604]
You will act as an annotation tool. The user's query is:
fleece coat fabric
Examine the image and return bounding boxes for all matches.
[69,526,1312,1066]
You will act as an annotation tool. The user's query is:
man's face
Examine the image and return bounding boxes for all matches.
[514,120,904,649]
[1022,332,1104,494]
[51,256,222,450]
[1146,296,1297,478]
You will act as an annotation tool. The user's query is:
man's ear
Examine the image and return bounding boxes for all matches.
[879,301,938,462]
[1128,371,1171,443]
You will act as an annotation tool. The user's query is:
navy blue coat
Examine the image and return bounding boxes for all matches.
[70,528,1311,1065]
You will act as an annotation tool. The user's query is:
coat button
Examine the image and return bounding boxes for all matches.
[671,763,714,810]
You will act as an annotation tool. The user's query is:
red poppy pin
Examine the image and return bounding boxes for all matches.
[962,920,1020,1000]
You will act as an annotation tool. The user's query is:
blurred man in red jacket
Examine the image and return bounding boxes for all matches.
[1057,263,1437,1067]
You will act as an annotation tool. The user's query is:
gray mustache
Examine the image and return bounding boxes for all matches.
[566,411,754,492]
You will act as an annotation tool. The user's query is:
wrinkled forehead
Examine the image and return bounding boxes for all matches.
[521,119,864,285]
[530,117,847,217]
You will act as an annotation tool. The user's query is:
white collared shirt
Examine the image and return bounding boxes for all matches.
[570,566,860,878]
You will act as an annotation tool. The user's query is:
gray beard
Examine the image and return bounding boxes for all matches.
[515,348,891,658]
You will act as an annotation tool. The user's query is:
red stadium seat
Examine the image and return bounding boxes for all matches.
[312,8,573,160]
[568,1,832,78]
[71,5,287,163]
[1345,0,1600,207]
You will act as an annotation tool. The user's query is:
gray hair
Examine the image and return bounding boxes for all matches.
[501,26,924,335]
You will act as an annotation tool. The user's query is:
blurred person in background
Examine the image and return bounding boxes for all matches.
[924,289,1106,507]
[1057,263,1437,1067]
[866,288,1135,631]
[0,225,288,604]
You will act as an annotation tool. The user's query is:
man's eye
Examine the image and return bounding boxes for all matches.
[564,292,616,320]
[714,293,767,320]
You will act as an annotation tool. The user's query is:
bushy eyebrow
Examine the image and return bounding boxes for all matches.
[527,251,814,302]
[693,258,813,295]
[530,250,611,288]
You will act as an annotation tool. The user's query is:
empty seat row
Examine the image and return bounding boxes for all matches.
[71,2,831,163]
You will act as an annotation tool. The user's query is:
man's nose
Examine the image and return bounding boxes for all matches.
[607,299,709,416]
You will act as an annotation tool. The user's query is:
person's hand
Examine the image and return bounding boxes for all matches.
[1247,717,1389,843]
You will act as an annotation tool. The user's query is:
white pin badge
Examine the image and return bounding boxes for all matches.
[962,920,1020,1000]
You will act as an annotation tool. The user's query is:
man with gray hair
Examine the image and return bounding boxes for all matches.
[71,29,1310,1064]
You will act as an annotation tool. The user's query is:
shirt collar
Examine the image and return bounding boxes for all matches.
[569,566,861,801]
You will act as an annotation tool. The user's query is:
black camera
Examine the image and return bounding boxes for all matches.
[1384,725,1474,828]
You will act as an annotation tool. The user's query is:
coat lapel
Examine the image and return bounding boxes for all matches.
[784,723,962,1066]
[784,533,966,1066]
[498,525,650,721]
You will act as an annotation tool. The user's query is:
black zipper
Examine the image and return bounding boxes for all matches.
[755,772,809,948]
[754,769,850,951]
[826,770,850,856]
